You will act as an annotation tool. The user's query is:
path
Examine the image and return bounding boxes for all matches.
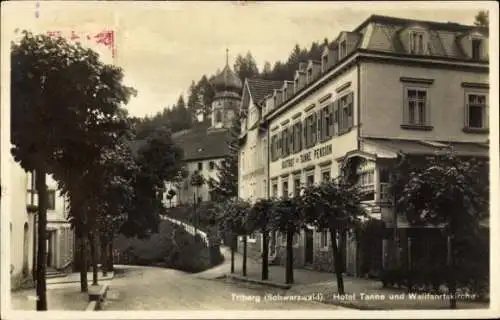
[103,265,345,310]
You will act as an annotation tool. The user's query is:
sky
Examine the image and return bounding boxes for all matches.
[1,1,494,118]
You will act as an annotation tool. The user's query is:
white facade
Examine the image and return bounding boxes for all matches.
[164,158,224,207]
[8,152,35,290]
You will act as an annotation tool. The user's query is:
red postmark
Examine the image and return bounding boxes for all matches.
[46,30,116,58]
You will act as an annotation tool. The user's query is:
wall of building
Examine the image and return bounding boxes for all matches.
[239,98,268,202]
[9,154,34,290]
[268,66,359,197]
[26,173,73,270]
[165,157,224,207]
[360,61,489,142]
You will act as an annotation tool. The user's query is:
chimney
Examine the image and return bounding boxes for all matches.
[298,61,308,72]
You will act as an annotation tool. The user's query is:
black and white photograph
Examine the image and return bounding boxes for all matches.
[1,1,498,319]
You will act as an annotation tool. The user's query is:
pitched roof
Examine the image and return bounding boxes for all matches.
[246,78,284,106]
[211,64,243,91]
[172,126,232,161]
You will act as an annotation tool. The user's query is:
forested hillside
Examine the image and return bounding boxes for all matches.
[134,38,330,136]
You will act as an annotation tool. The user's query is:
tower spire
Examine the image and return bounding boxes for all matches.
[226,48,229,66]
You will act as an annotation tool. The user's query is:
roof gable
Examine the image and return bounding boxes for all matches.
[246,78,283,107]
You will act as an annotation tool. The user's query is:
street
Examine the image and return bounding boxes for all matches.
[103,265,341,310]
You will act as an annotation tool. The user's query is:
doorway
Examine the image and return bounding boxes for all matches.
[304,228,314,265]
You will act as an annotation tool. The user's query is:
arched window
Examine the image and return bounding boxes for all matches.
[215,110,222,123]
[23,223,29,275]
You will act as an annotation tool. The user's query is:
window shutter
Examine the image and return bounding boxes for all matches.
[288,127,294,155]
[328,103,335,138]
[312,113,317,146]
[303,117,308,148]
[317,109,323,142]
[298,121,303,152]
[347,92,354,129]
[332,100,339,136]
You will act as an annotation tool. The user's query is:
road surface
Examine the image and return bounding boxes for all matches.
[103,265,343,310]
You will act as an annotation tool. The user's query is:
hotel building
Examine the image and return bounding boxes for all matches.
[238,15,489,276]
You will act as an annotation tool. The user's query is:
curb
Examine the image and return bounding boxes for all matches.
[85,283,109,311]
[226,274,292,290]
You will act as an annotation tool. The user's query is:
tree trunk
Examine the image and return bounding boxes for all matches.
[107,241,114,272]
[285,229,294,284]
[89,230,98,286]
[447,234,457,309]
[242,235,248,277]
[230,234,235,274]
[262,230,269,280]
[35,169,47,311]
[330,228,345,294]
[77,217,88,292]
[100,238,108,277]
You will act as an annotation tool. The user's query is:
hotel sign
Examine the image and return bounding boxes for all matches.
[281,144,333,169]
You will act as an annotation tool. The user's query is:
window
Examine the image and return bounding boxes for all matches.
[283,88,287,101]
[339,40,347,59]
[357,169,375,201]
[322,55,328,71]
[197,162,203,171]
[271,134,277,161]
[281,232,287,246]
[379,168,391,202]
[338,93,354,134]
[307,68,313,82]
[466,94,487,129]
[47,190,56,210]
[208,161,215,170]
[409,31,425,54]
[281,128,290,157]
[306,172,315,187]
[304,113,317,148]
[215,110,222,123]
[321,170,331,182]
[294,79,299,93]
[320,229,328,249]
[293,121,302,153]
[272,181,278,198]
[320,104,333,142]
[248,232,257,243]
[472,38,482,61]
[282,180,289,199]
[405,88,428,126]
[293,176,301,197]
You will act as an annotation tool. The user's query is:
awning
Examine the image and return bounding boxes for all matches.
[362,138,489,158]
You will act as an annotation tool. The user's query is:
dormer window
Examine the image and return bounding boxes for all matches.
[283,88,287,101]
[307,68,312,81]
[472,38,482,61]
[294,79,299,92]
[409,31,425,54]
[339,40,347,59]
[322,55,328,71]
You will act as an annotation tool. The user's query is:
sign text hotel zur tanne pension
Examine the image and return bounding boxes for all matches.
[281,144,333,169]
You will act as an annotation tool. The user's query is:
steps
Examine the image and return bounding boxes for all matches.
[46,268,67,279]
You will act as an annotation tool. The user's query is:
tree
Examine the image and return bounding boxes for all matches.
[121,126,184,238]
[207,115,241,201]
[11,31,136,304]
[166,189,177,208]
[233,51,260,83]
[396,150,488,309]
[271,197,304,284]
[261,61,273,80]
[216,198,251,275]
[247,198,275,280]
[301,168,366,294]
[190,170,205,231]
[474,11,489,28]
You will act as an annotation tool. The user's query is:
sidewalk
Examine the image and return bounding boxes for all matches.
[10,271,114,311]
[209,246,489,310]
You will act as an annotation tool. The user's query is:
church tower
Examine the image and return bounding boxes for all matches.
[209,49,242,129]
